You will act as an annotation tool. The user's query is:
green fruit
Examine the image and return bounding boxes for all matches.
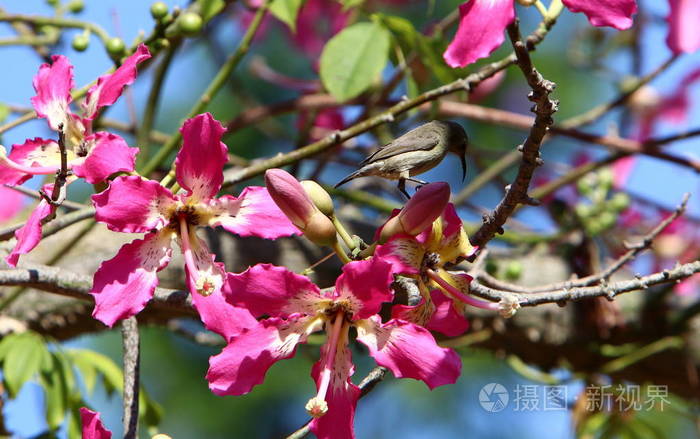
[155,38,171,50]
[504,261,523,281]
[71,34,89,51]
[178,12,203,36]
[67,0,84,13]
[575,203,592,219]
[106,37,126,57]
[610,192,630,211]
[598,211,616,230]
[46,0,59,6]
[150,2,169,20]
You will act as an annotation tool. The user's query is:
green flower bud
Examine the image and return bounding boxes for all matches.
[598,211,616,230]
[598,169,614,191]
[575,203,592,219]
[150,1,169,20]
[71,34,89,52]
[106,37,126,57]
[301,180,334,217]
[178,12,203,36]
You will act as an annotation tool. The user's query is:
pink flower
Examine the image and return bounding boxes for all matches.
[89,113,298,337]
[0,45,150,186]
[666,0,700,54]
[207,258,461,439]
[293,0,349,59]
[444,0,637,68]
[80,408,111,439]
[376,203,501,333]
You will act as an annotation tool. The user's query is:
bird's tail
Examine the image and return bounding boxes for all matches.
[334,170,364,188]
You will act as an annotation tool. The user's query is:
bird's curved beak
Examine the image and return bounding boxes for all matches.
[460,153,467,182]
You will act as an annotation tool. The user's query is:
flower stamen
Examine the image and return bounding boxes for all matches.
[306,311,345,418]
[426,268,500,311]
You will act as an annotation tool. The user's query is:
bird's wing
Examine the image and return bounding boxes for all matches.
[360,130,439,165]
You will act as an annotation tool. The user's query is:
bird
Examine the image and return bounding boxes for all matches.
[334,120,468,197]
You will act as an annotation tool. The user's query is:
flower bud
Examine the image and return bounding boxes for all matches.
[379,182,450,243]
[265,169,338,247]
[301,180,334,217]
[265,169,316,230]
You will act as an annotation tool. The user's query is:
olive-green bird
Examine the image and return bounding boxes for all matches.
[334,120,468,197]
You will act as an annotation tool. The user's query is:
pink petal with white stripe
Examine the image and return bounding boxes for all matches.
[0,138,61,185]
[90,231,173,327]
[443,0,515,68]
[83,44,151,119]
[562,0,636,30]
[92,175,176,233]
[333,258,394,320]
[356,315,462,389]
[667,0,700,54]
[208,186,300,239]
[374,235,423,276]
[332,258,393,320]
[309,342,359,439]
[79,408,112,439]
[30,55,75,131]
[206,316,312,395]
[5,199,53,267]
[175,113,227,202]
[225,263,321,318]
[72,132,137,183]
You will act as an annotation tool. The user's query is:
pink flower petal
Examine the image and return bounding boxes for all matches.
[666,0,700,54]
[72,132,138,183]
[175,113,227,201]
[391,289,469,337]
[562,0,637,30]
[79,408,112,439]
[191,289,258,341]
[182,235,258,338]
[90,231,173,327]
[356,315,462,389]
[225,263,321,318]
[92,175,176,233]
[30,55,75,131]
[0,186,24,223]
[333,258,394,320]
[309,342,359,439]
[206,316,310,395]
[426,289,470,337]
[83,44,151,119]
[374,235,423,276]
[5,199,53,267]
[0,138,60,185]
[612,156,636,189]
[208,186,300,239]
[443,0,515,68]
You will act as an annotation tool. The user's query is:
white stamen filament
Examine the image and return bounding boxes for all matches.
[178,214,202,291]
[306,311,345,418]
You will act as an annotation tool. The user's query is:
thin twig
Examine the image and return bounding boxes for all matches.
[475,194,691,293]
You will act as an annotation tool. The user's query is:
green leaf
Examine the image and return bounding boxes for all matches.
[320,21,391,101]
[40,354,70,430]
[69,350,97,394]
[68,349,123,396]
[196,0,225,21]
[2,332,51,398]
[270,0,306,32]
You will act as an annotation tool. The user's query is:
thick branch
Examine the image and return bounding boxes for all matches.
[470,22,558,248]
